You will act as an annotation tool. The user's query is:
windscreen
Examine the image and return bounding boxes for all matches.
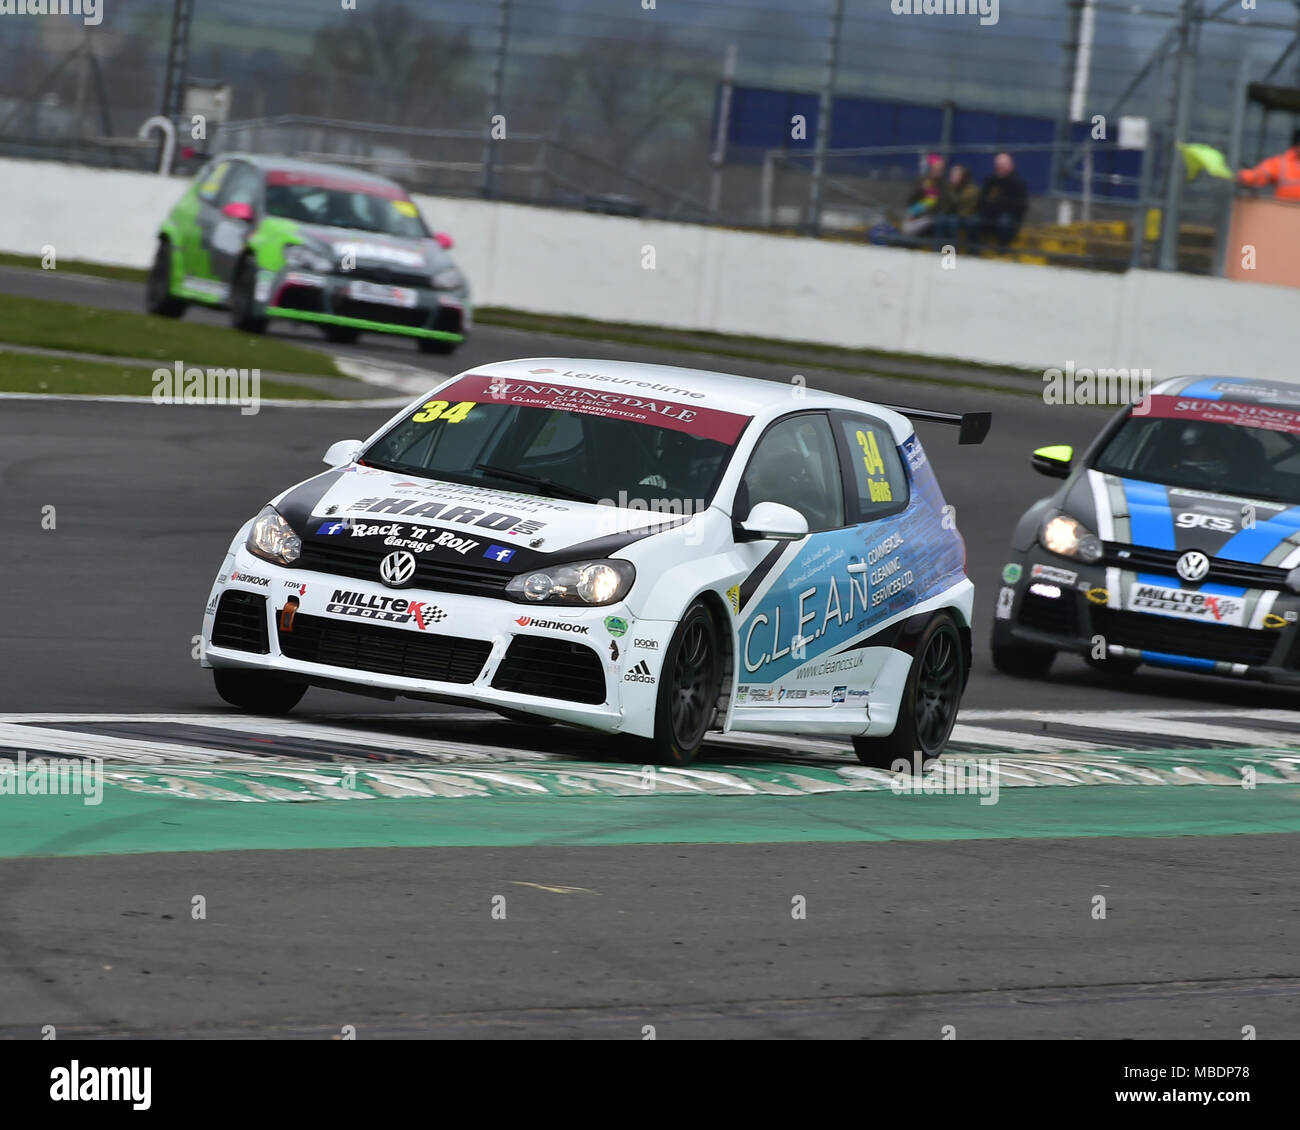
[1095,396,1300,504]
[363,375,751,510]
[264,172,427,239]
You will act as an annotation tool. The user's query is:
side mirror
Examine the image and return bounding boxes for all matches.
[323,439,365,467]
[1032,444,1073,479]
[738,501,809,541]
[221,201,254,222]
[435,232,454,250]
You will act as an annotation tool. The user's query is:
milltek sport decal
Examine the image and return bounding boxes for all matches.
[1127,585,1246,626]
[432,374,750,444]
[326,590,447,630]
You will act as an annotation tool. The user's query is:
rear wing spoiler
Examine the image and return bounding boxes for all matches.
[881,404,992,446]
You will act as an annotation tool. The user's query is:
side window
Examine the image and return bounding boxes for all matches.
[196,160,230,203]
[217,163,261,210]
[740,414,845,532]
[838,415,909,520]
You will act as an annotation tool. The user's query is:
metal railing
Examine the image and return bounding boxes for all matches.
[211,115,715,222]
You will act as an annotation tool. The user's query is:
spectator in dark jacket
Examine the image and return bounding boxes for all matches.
[972,152,1029,252]
[932,164,979,249]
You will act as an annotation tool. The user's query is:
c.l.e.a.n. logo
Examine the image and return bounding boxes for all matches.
[50,1061,151,1111]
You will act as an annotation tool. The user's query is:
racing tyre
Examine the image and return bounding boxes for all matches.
[213,669,306,714]
[417,337,458,355]
[990,638,1055,678]
[322,324,361,344]
[229,257,268,334]
[853,614,965,769]
[639,599,723,767]
[145,241,187,317]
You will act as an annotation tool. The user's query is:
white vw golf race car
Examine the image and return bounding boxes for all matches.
[200,359,990,765]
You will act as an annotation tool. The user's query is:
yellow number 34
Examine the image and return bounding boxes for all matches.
[412,400,474,424]
[856,428,886,476]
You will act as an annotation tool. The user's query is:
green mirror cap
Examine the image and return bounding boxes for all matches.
[1033,444,1074,464]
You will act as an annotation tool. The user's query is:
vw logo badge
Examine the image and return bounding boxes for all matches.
[1176,550,1210,583]
[379,550,417,588]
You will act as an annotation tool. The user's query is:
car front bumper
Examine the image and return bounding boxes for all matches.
[200,548,668,735]
[263,269,469,343]
[991,547,1300,685]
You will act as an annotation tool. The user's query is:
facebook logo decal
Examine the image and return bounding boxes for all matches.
[316,521,349,536]
[485,544,516,563]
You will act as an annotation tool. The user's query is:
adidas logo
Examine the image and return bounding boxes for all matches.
[623,659,656,684]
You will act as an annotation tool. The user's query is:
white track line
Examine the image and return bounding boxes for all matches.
[0,722,265,764]
[946,724,1111,754]
[992,711,1299,750]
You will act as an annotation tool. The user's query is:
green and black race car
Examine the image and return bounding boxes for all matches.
[146,154,470,354]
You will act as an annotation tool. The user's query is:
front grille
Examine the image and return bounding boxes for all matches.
[275,284,326,313]
[492,636,607,705]
[1091,607,1281,666]
[1018,590,1079,636]
[347,266,431,290]
[211,591,269,653]
[1103,543,1290,590]
[332,298,429,328]
[298,539,513,597]
[277,613,491,683]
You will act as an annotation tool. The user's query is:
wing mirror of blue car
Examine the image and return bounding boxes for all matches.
[737,501,809,542]
[1032,444,1073,479]
[323,439,365,467]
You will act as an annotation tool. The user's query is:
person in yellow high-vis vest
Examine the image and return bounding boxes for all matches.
[1237,128,1300,201]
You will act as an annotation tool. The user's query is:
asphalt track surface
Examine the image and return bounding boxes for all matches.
[2,266,1298,1039]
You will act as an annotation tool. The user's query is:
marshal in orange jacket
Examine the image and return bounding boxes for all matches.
[1238,143,1300,201]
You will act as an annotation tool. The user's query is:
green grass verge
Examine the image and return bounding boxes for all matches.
[0,253,149,285]
[0,350,332,399]
[0,294,344,377]
[0,255,1047,397]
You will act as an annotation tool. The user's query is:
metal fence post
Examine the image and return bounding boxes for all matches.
[481,0,512,199]
[806,0,844,236]
[1215,56,1251,277]
[1158,0,1201,270]
[709,44,738,217]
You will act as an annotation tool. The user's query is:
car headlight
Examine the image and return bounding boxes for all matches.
[432,266,463,290]
[504,559,635,606]
[283,244,333,273]
[1041,512,1103,563]
[246,506,302,566]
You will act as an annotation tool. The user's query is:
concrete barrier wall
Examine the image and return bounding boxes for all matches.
[2,156,1297,382]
